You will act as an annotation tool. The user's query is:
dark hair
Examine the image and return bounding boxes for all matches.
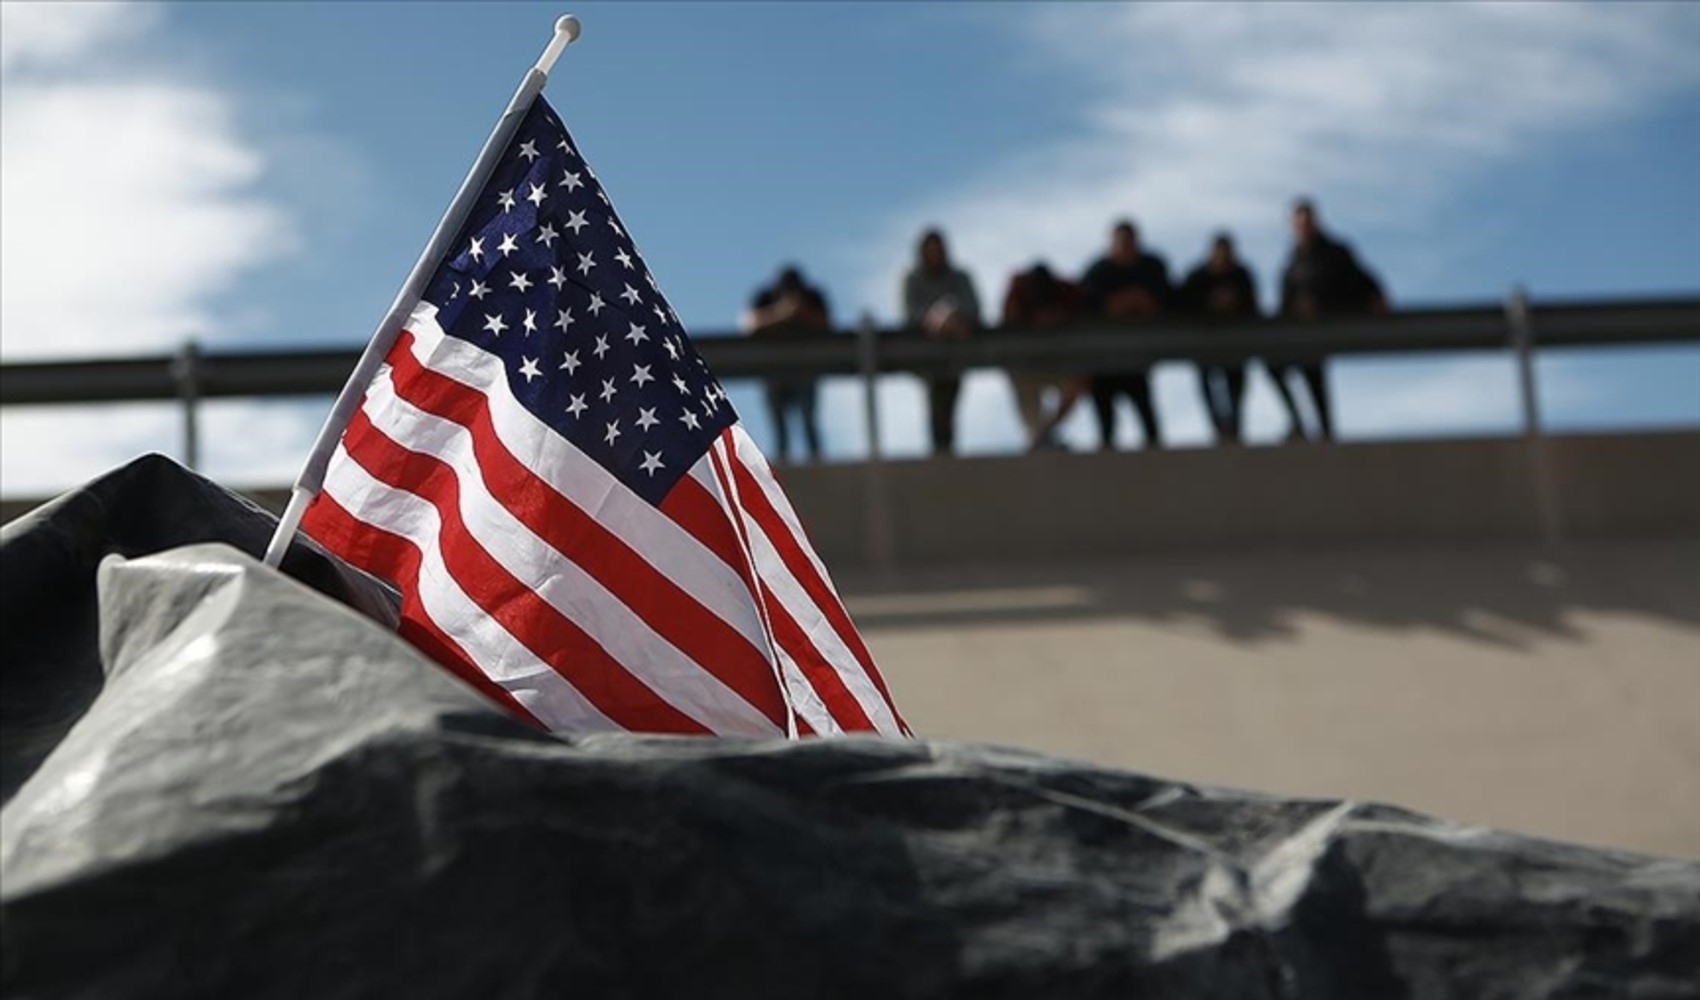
[1026,262,1057,297]
[777,264,805,288]
[1112,218,1138,239]
[1292,197,1317,216]
[917,227,947,256]
[1212,231,1234,251]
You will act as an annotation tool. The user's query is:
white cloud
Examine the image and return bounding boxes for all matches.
[0,3,291,359]
[0,3,302,498]
[856,2,1700,310]
[0,405,180,497]
[0,399,323,498]
[0,1,154,73]
[1334,355,1594,439]
[830,1,1699,455]
[199,399,327,489]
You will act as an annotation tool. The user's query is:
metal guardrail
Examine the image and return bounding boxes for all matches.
[4,295,1698,404]
[4,292,1696,559]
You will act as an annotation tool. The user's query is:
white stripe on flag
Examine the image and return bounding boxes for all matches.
[321,448,623,734]
[728,425,836,588]
[686,455,719,494]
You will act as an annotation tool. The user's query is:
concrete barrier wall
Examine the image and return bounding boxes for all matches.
[775,430,1700,569]
[5,431,1696,566]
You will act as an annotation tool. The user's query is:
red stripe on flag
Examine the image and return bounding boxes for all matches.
[382,332,789,728]
[303,490,543,728]
[702,436,881,733]
[757,574,877,732]
[723,448,907,730]
[337,408,714,734]
[657,472,749,575]
[697,439,803,732]
[664,462,857,733]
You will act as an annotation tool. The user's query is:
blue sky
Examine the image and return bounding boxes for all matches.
[2,2,1697,493]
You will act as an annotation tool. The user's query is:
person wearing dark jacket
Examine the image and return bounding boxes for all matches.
[1178,232,1258,445]
[742,265,830,462]
[1275,199,1387,442]
[1002,262,1088,449]
[1081,220,1170,450]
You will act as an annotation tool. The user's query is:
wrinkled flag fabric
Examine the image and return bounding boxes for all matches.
[303,97,906,739]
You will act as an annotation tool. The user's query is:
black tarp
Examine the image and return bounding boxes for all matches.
[2,455,1696,998]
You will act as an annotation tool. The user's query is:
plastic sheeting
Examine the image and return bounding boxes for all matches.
[2,455,1696,998]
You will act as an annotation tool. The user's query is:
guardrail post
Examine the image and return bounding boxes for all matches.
[170,339,202,472]
[856,313,895,572]
[1507,287,1561,547]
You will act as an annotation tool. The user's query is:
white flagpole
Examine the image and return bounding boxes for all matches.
[262,15,582,568]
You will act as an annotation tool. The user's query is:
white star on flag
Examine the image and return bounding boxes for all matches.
[577,251,596,276]
[527,182,547,207]
[510,271,533,292]
[564,210,588,234]
[498,233,519,257]
[565,393,587,417]
[518,357,542,382]
[639,451,664,476]
[497,189,516,212]
[536,223,558,248]
[518,139,540,161]
[483,313,507,335]
[560,350,581,374]
[603,420,620,445]
[631,365,654,388]
[636,406,659,430]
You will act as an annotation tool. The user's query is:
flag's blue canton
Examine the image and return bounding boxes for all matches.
[420,97,735,507]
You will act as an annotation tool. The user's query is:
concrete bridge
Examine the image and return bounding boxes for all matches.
[4,297,1696,858]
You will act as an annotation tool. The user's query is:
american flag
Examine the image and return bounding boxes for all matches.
[301,96,907,738]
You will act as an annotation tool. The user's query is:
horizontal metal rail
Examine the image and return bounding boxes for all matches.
[4,292,1697,560]
[4,296,1697,406]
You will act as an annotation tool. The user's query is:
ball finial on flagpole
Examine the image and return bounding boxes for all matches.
[535,14,582,76]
